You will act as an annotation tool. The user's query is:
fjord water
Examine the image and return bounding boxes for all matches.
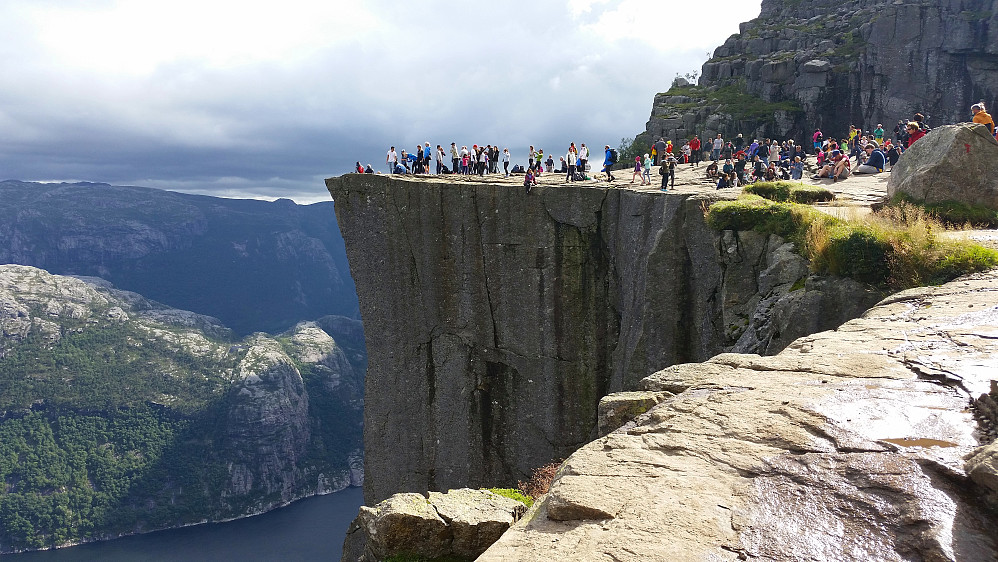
[8,487,363,561]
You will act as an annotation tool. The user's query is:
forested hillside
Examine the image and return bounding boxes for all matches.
[0,266,363,553]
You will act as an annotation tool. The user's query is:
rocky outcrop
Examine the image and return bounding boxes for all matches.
[887,123,998,208]
[643,0,998,148]
[480,271,998,561]
[341,489,527,561]
[326,174,882,503]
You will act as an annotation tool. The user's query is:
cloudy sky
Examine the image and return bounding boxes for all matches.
[0,0,762,203]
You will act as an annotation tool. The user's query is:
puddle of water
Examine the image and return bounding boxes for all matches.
[881,437,958,448]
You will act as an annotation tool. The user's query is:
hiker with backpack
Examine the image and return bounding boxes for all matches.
[603,145,617,182]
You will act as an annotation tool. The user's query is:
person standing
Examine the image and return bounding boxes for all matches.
[451,143,460,174]
[689,135,701,167]
[502,148,510,177]
[529,146,537,171]
[386,146,397,173]
[642,153,652,185]
[603,145,616,182]
[873,124,885,144]
[436,145,446,174]
[566,148,577,182]
[578,143,589,174]
[711,134,723,161]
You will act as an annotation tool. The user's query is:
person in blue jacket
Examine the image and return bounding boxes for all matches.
[854,142,886,174]
[603,145,616,182]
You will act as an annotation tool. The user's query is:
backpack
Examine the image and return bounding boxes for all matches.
[609,149,619,164]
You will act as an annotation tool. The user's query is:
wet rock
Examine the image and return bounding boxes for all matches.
[479,272,998,561]
[887,123,998,209]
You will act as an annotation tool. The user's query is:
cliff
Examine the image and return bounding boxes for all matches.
[0,180,358,336]
[642,0,998,147]
[0,265,363,553]
[325,174,881,503]
[481,271,998,560]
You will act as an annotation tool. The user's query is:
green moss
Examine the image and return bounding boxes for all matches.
[485,487,534,508]
[743,181,835,204]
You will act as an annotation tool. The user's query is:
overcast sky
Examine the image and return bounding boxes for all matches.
[0,0,762,203]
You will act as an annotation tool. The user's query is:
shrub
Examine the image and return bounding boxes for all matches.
[517,461,562,499]
[706,195,998,290]
[485,487,534,508]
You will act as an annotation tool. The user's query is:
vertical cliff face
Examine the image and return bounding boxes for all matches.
[327,175,880,503]
[644,0,998,146]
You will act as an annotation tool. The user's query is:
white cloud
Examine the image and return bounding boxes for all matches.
[0,0,763,202]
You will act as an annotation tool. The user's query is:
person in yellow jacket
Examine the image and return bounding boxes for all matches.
[972,103,995,135]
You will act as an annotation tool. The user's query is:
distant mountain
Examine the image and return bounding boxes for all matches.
[0,180,357,337]
[0,265,363,553]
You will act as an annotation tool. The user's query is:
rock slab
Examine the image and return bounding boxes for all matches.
[480,271,998,561]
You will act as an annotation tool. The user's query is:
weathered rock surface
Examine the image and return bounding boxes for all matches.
[642,0,998,148]
[342,488,526,561]
[480,271,998,561]
[327,174,882,503]
[887,123,998,208]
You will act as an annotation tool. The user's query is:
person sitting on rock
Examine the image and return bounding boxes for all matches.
[972,103,995,136]
[705,161,719,178]
[905,122,926,147]
[524,168,537,193]
[722,158,734,177]
[854,142,886,174]
[886,143,902,168]
[764,162,777,182]
[716,172,732,190]
[813,150,850,181]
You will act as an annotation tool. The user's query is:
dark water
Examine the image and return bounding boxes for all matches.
[6,487,363,562]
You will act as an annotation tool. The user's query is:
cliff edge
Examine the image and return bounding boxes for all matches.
[326,174,880,503]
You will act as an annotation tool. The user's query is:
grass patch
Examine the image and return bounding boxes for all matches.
[744,181,835,204]
[486,487,534,508]
[707,196,998,288]
[888,194,998,228]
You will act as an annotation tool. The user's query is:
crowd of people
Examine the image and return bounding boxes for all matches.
[363,102,997,192]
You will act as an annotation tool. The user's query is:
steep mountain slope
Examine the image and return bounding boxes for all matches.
[0,265,363,553]
[641,0,998,148]
[0,180,358,336]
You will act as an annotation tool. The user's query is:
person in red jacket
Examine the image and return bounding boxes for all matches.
[689,135,702,167]
[905,122,926,147]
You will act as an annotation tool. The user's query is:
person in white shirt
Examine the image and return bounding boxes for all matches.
[578,143,589,173]
[386,146,397,173]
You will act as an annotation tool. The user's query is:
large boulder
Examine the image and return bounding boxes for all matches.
[887,123,998,208]
[341,489,527,561]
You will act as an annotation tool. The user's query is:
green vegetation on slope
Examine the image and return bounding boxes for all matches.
[888,193,998,228]
[0,300,363,552]
[706,195,998,288]
[663,80,803,119]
